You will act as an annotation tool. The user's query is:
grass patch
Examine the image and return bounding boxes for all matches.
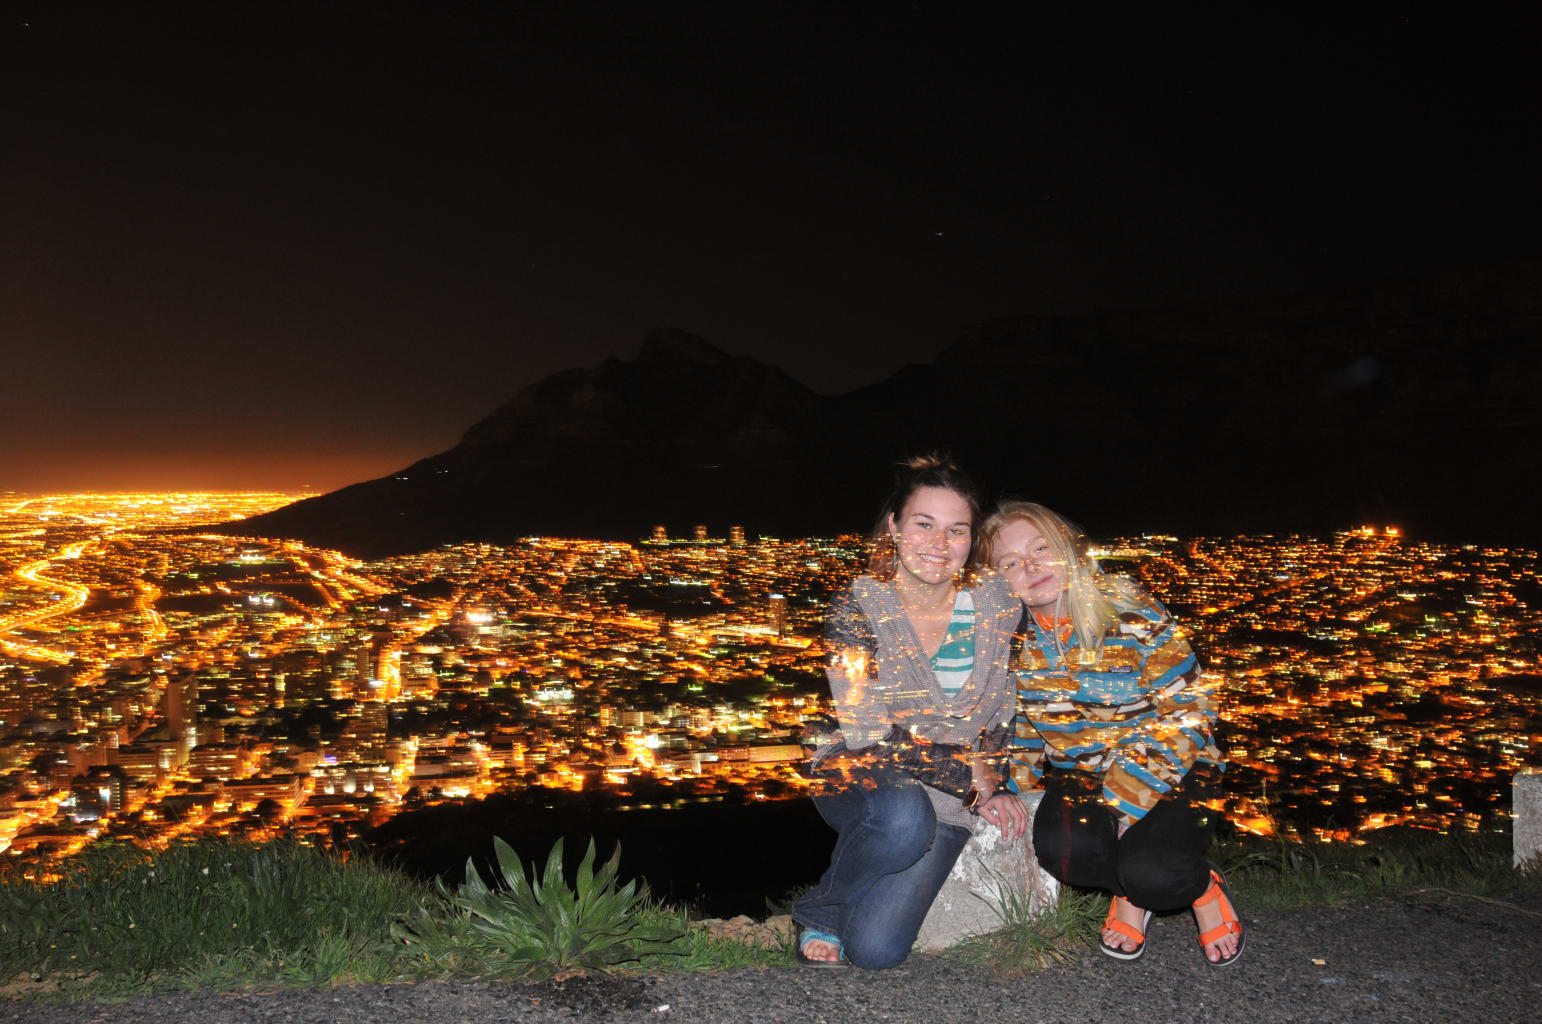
[1219,829,1540,911]
[944,887,1104,975]
[0,837,787,999]
[2,829,1536,998]
[637,909,792,973]
[0,838,428,996]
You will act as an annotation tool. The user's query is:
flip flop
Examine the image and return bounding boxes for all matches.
[1099,895,1154,961]
[1193,865,1245,967]
[796,927,847,968]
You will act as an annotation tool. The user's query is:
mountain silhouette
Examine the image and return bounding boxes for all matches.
[228,263,1540,556]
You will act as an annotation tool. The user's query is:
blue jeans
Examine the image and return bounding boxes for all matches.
[793,766,971,969]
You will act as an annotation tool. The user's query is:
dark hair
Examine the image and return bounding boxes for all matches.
[866,453,984,582]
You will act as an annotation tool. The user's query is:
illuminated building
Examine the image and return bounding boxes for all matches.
[769,593,788,636]
[162,671,198,749]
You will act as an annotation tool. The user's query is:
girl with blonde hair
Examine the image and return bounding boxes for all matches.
[982,501,1243,966]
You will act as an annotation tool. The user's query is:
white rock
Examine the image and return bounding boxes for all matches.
[1515,771,1542,869]
[915,790,1060,951]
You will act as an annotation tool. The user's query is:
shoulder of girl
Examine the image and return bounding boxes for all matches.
[1115,592,1170,620]
[849,576,883,602]
[974,571,1015,606]
[1115,605,1174,641]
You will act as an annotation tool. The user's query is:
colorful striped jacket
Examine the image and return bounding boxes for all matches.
[1009,598,1224,825]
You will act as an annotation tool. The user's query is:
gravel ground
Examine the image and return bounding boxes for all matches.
[6,893,1539,1024]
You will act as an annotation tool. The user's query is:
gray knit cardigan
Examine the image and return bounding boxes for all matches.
[821,570,1022,826]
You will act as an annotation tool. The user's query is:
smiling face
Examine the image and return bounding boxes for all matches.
[887,485,973,588]
[991,517,1068,614]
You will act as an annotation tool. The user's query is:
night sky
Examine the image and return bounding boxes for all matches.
[6,4,1539,492]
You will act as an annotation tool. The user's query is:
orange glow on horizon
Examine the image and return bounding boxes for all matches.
[0,450,433,497]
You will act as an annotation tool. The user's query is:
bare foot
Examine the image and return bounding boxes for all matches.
[800,934,841,963]
[1193,880,1243,962]
[1102,896,1148,955]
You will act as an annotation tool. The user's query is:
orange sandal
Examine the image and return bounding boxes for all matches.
[1192,865,1245,966]
[1100,895,1154,961]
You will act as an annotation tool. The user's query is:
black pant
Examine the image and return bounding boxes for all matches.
[1032,769,1219,911]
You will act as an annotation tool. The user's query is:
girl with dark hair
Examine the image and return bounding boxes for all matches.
[793,455,1027,969]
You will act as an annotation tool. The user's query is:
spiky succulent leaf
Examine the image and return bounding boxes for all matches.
[400,836,685,978]
[540,838,566,892]
[576,839,598,901]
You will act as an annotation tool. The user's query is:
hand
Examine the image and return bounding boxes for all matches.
[978,792,1027,842]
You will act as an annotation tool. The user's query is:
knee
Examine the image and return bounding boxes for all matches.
[1116,852,1200,911]
[1117,803,1213,909]
[864,784,936,866]
[1033,839,1071,884]
[842,927,914,971]
[1031,810,1081,883]
[1032,797,1118,888]
[1116,855,1168,909]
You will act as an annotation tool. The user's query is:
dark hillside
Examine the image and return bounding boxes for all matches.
[226,262,1542,555]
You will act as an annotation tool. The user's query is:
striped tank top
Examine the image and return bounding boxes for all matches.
[929,590,976,697]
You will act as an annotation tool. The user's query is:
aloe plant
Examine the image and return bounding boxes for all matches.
[397,837,682,979]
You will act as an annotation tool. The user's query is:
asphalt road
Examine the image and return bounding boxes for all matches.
[6,892,1538,1024]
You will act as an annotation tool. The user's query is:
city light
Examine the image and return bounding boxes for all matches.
[0,495,1536,866]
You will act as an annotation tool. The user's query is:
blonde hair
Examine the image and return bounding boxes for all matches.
[980,500,1155,655]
